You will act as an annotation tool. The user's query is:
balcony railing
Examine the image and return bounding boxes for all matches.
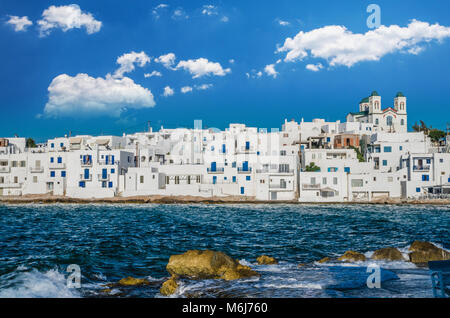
[256,169,294,175]
[0,182,22,188]
[80,160,93,166]
[237,167,252,173]
[29,166,44,173]
[80,174,92,181]
[413,165,430,172]
[302,183,321,190]
[269,183,288,189]
[207,167,224,173]
[0,166,10,173]
[49,162,66,169]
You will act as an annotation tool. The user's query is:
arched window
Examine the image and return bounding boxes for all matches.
[400,102,405,110]
[387,116,393,126]
[375,101,379,109]
[375,118,379,125]
[401,119,405,126]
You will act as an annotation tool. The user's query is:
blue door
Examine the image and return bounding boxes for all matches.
[102,168,107,179]
[213,176,217,184]
[105,155,109,164]
[211,162,216,172]
[245,141,250,150]
[240,187,244,194]
[222,144,226,154]
[84,168,89,180]
[111,155,115,164]
[243,161,248,171]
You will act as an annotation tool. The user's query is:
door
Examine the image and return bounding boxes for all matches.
[84,168,89,180]
[0,188,3,196]
[271,191,277,200]
[240,187,244,194]
[102,168,107,179]
[243,161,248,171]
[245,141,250,150]
[213,176,217,184]
[211,162,216,172]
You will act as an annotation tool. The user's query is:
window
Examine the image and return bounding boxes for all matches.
[196,175,201,183]
[60,143,64,147]
[416,187,421,193]
[57,157,62,163]
[384,146,392,153]
[399,146,403,151]
[383,160,388,166]
[375,119,379,125]
[351,179,364,187]
[232,162,236,168]
[246,176,251,181]
[386,116,393,126]
[344,167,350,173]
[426,159,431,164]
[14,176,18,183]
[108,181,113,188]
[388,177,393,182]
[240,187,245,194]
[51,143,54,148]
[175,176,179,184]
[232,176,236,183]
[79,181,85,188]
[140,176,144,184]
[322,177,327,185]
[50,157,54,163]
[111,168,115,174]
[50,171,55,178]
[61,171,66,178]
[333,177,338,185]
[422,175,429,181]
[33,176,38,183]
[102,181,107,188]
[401,119,405,126]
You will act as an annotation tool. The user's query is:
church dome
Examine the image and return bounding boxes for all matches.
[370,91,379,97]
[360,97,369,103]
[396,92,405,97]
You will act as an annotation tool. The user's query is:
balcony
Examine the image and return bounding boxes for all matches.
[237,167,252,174]
[97,173,110,181]
[80,173,92,181]
[302,183,321,190]
[49,162,66,169]
[0,182,22,188]
[413,165,430,172]
[256,168,294,175]
[269,183,289,190]
[0,166,10,173]
[236,146,256,154]
[207,167,224,174]
[80,160,93,167]
[29,166,44,173]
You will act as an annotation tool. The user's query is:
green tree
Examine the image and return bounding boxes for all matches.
[26,138,37,148]
[428,129,445,143]
[350,146,365,162]
[305,162,321,172]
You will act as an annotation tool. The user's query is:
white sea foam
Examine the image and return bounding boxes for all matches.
[0,268,80,298]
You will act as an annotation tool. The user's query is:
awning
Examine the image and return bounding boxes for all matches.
[95,139,110,145]
[69,137,82,144]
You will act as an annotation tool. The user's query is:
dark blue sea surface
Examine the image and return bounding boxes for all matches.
[0,203,448,298]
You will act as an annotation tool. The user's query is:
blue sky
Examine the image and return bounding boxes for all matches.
[1,0,450,142]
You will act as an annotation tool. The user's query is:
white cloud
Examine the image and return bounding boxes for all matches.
[144,71,162,78]
[163,86,174,97]
[305,63,323,72]
[155,4,168,10]
[221,16,229,23]
[277,19,290,26]
[181,86,193,93]
[155,53,176,69]
[195,83,213,90]
[114,51,151,78]
[246,70,262,79]
[264,64,278,78]
[172,7,189,20]
[229,59,235,64]
[6,15,32,32]
[277,20,450,68]
[153,4,169,19]
[44,73,155,117]
[202,5,218,16]
[176,58,231,78]
[407,46,425,55]
[37,4,102,37]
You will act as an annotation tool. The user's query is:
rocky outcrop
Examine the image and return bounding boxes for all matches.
[317,257,330,264]
[371,247,404,261]
[256,255,278,265]
[338,251,366,262]
[408,241,450,264]
[117,276,150,286]
[160,276,179,296]
[166,250,259,281]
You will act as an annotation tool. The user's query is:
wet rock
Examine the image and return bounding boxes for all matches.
[371,247,404,261]
[256,255,278,265]
[297,263,306,268]
[118,276,150,286]
[408,241,450,264]
[318,257,330,264]
[166,250,260,281]
[160,276,178,296]
[338,251,366,262]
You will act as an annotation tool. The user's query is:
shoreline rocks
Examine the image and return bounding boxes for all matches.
[117,276,150,286]
[256,255,278,265]
[371,247,404,261]
[338,251,366,262]
[317,257,330,264]
[408,241,450,264]
[160,276,179,296]
[166,250,260,281]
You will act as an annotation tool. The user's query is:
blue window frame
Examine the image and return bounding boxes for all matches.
[245,141,250,150]
[344,167,350,173]
[51,143,54,148]
[257,151,260,155]
[79,181,85,188]
[213,176,217,184]
[50,157,54,163]
[60,143,63,147]
[416,187,421,193]
[426,159,431,164]
[108,181,113,188]
[211,146,215,151]
[102,181,107,188]
[57,157,62,163]
[422,175,429,181]
[384,146,392,153]
[327,137,331,142]
[222,144,226,154]
[240,187,245,195]
[246,176,251,181]
[383,160,388,166]
[399,146,403,151]
[232,162,236,168]
[224,177,227,180]
[232,176,236,183]
[50,171,55,177]
[84,168,89,180]
[448,178,450,183]
[111,168,115,174]
[61,171,66,177]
